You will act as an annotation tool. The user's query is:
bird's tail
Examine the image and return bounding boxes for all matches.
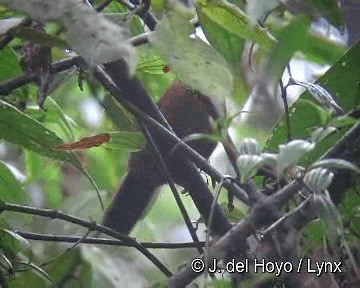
[102,171,161,234]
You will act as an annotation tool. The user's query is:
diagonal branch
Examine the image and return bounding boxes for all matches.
[15,230,206,249]
[100,60,232,236]
[93,64,250,205]
[168,120,360,286]
[0,202,172,277]
[168,180,303,286]
[142,125,204,254]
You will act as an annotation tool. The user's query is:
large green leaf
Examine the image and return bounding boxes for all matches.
[265,16,312,80]
[0,100,80,165]
[0,46,22,81]
[46,248,82,285]
[277,140,314,176]
[0,100,103,208]
[300,33,346,65]
[0,161,27,203]
[265,42,360,165]
[270,26,346,65]
[25,151,63,207]
[340,187,360,245]
[10,26,68,48]
[150,4,233,102]
[0,229,31,257]
[197,0,276,62]
[196,0,245,63]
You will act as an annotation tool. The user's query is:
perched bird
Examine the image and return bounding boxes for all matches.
[102,82,218,234]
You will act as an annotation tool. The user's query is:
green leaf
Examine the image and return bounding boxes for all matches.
[0,161,27,203]
[150,4,233,102]
[24,151,63,207]
[0,229,31,257]
[304,168,334,192]
[238,138,261,155]
[330,115,358,129]
[196,0,245,63]
[311,126,337,144]
[17,261,56,286]
[86,148,126,192]
[300,220,327,255]
[265,42,360,165]
[237,154,264,183]
[11,26,68,48]
[0,252,13,273]
[341,188,360,245]
[219,202,245,222]
[25,97,79,142]
[0,100,80,166]
[43,97,77,141]
[197,0,276,59]
[309,159,360,174]
[103,131,145,151]
[289,79,345,115]
[265,16,311,79]
[300,33,346,65]
[277,140,314,177]
[102,94,138,131]
[81,245,124,287]
[137,55,168,75]
[0,46,22,81]
[0,101,102,208]
[46,248,81,284]
[312,190,342,242]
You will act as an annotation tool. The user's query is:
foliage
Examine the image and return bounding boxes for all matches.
[0,0,359,287]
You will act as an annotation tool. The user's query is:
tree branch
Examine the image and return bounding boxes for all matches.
[142,125,204,254]
[0,32,149,96]
[93,61,233,236]
[168,181,303,286]
[168,120,360,286]
[14,231,205,249]
[0,202,172,277]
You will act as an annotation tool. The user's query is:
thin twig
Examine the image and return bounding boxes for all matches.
[118,0,158,30]
[0,34,15,50]
[95,0,112,11]
[0,202,172,277]
[39,230,91,268]
[142,125,204,254]
[204,177,229,282]
[168,180,304,286]
[14,231,206,249]
[261,194,312,236]
[0,57,80,95]
[279,78,291,141]
[0,31,149,96]
[93,65,250,206]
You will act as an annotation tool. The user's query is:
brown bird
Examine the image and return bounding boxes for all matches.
[102,82,218,234]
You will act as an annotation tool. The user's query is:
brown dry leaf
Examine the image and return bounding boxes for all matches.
[56,133,111,151]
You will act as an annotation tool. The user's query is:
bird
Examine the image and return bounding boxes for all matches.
[102,82,219,234]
